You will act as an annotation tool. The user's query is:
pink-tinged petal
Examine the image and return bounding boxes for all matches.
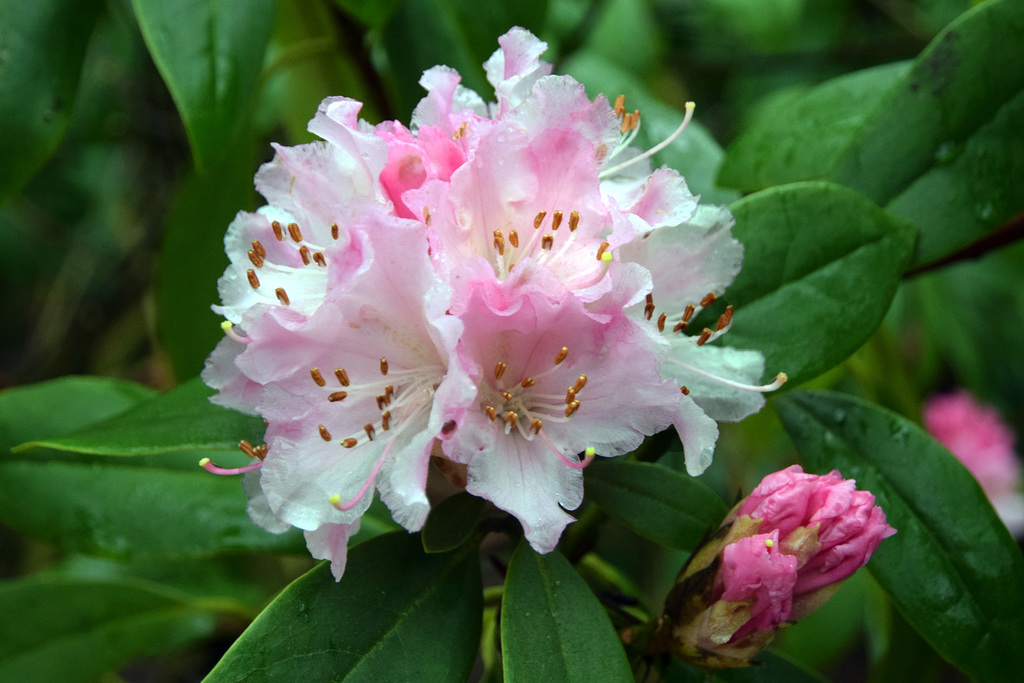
[612,167,699,232]
[241,469,292,534]
[662,343,767,422]
[504,75,621,153]
[304,519,361,581]
[377,122,467,218]
[411,65,488,132]
[673,393,720,475]
[718,531,798,640]
[306,97,389,195]
[484,27,552,114]
[202,335,262,415]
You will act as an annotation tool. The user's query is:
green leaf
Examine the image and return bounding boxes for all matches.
[0,458,304,558]
[502,541,632,682]
[15,377,266,455]
[563,51,740,205]
[0,0,105,202]
[584,460,728,550]
[330,0,402,29]
[776,390,1024,681]
[205,532,482,682]
[724,182,917,386]
[129,0,275,170]
[663,649,828,682]
[0,574,218,683]
[421,491,484,553]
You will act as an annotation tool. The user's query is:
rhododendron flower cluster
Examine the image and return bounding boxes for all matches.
[202,28,782,579]
[924,390,1024,536]
[635,466,895,667]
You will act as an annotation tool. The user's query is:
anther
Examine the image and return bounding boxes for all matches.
[541,234,554,250]
[251,240,266,258]
[596,242,610,260]
[554,346,569,365]
[565,387,576,404]
[299,245,311,265]
[485,405,497,421]
[530,419,543,435]
[342,438,357,448]
[501,390,513,401]
[247,250,263,267]
[680,386,690,395]
[318,424,332,441]
[335,368,350,386]
[364,423,376,441]
[381,411,391,431]
[239,440,256,458]
[613,94,626,117]
[716,305,734,331]
[509,230,519,248]
[573,375,588,392]
[700,292,717,307]
[630,109,640,131]
[644,293,655,321]
[569,210,580,232]
[254,444,267,459]
[621,112,633,134]
[312,252,327,267]
[271,221,284,241]
[376,394,389,410]
[385,385,394,400]
[422,206,431,226]
[683,304,696,323]
[565,400,581,418]
[287,222,302,242]
[696,328,713,346]
[552,210,563,231]
[453,121,468,140]
[328,391,348,402]
[380,357,389,376]
[534,210,546,229]
[246,269,260,289]
[493,230,505,256]
[494,361,507,381]
[310,368,326,387]
[275,287,290,306]
[521,376,536,388]
[331,223,340,239]
[657,312,667,332]
[504,412,518,430]
[673,320,687,333]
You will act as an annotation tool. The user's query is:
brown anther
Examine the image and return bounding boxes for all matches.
[657,312,667,332]
[247,269,260,289]
[509,230,519,248]
[385,385,394,401]
[364,423,376,441]
[328,391,348,402]
[565,400,581,418]
[501,390,514,401]
[573,374,588,392]
[247,250,262,268]
[318,424,332,441]
[335,368,350,386]
[287,222,302,243]
[271,221,284,241]
[630,109,640,131]
[520,376,536,388]
[251,240,266,258]
[376,394,389,410]
[673,320,688,334]
[569,210,580,232]
[453,121,468,140]
[683,304,696,323]
[493,230,505,256]
[541,234,554,250]
[494,361,507,381]
[696,328,713,346]
[380,357,389,376]
[342,438,358,448]
[253,444,268,460]
[554,346,569,365]
[504,412,518,430]
[596,241,610,260]
[613,94,626,117]
[646,293,654,306]
[381,411,391,431]
[530,419,543,435]
[644,301,655,321]
[331,223,340,240]
[716,305,734,331]
[299,245,311,265]
[534,210,546,229]
[239,440,256,458]
[422,206,431,226]
[310,367,326,387]
[621,112,632,134]
[565,387,576,404]
[312,252,327,267]
[485,405,497,421]
[680,386,690,395]
[275,287,290,306]
[552,210,563,231]
[700,292,717,307]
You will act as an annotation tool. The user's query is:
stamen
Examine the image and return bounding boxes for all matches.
[696,328,713,346]
[668,358,789,393]
[530,418,543,435]
[335,368,350,386]
[287,222,302,242]
[613,95,625,117]
[521,376,536,388]
[453,121,468,140]
[364,423,376,441]
[328,391,348,402]
[239,440,256,458]
[494,361,507,381]
[318,424,332,441]
[680,386,690,395]
[342,438,357,448]
[381,411,391,431]
[252,240,266,258]
[313,252,327,267]
[700,292,717,307]
[534,210,546,229]
[554,346,569,365]
[485,405,497,421]
[716,305,734,331]
[509,230,519,248]
[600,101,696,177]
[299,245,311,265]
[275,287,290,305]
[493,230,505,255]
[380,357,389,376]
[199,457,263,476]
[501,390,513,401]
[573,375,588,392]
[565,387,576,404]
[311,368,326,386]
[221,321,250,344]
[385,385,394,400]
[504,411,518,430]
[565,400,581,418]
[329,438,395,511]
[376,394,389,410]
[644,293,655,321]
[658,312,667,332]
[248,249,264,268]
[683,304,696,323]
[569,210,580,232]
[552,210,563,231]
[271,221,284,241]
[596,242,610,260]
[422,206,431,225]
[331,223,340,239]
[620,112,633,134]
[541,234,554,250]
[247,269,260,289]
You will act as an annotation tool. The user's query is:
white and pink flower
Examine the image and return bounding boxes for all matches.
[203,27,780,578]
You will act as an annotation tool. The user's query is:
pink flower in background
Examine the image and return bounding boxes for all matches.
[924,390,1024,536]
[202,27,781,578]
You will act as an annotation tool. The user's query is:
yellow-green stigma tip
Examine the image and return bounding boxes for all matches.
[601,252,612,263]
[765,539,774,548]
[220,321,233,331]
[199,457,211,466]
[585,447,597,457]
[328,494,342,505]
[685,101,695,110]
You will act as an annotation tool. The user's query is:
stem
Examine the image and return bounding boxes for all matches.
[904,210,1024,278]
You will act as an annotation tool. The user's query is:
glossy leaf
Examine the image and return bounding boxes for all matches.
[663,649,828,682]
[129,0,275,170]
[776,390,1024,681]
[0,0,105,201]
[331,0,403,29]
[584,460,729,550]
[0,458,304,558]
[421,491,484,553]
[502,541,632,682]
[723,182,917,386]
[0,574,218,683]
[15,377,266,455]
[206,532,482,682]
